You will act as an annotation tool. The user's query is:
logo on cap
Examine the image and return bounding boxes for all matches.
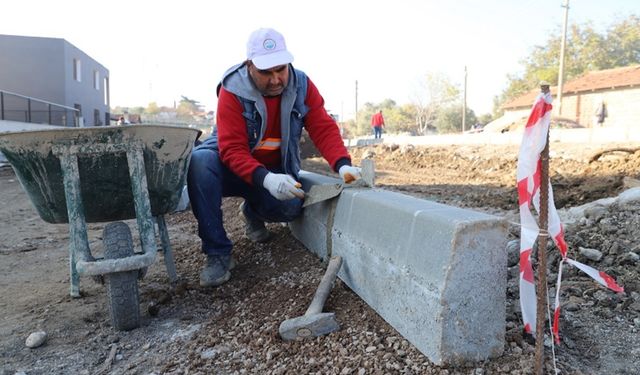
[263,39,276,51]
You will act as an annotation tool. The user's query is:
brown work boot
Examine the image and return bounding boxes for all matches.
[239,201,270,243]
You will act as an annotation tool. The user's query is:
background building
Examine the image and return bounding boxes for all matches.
[0,34,110,127]
[487,65,640,132]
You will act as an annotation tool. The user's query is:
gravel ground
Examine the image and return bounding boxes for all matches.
[1,142,639,374]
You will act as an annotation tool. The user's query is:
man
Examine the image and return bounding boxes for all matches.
[187,28,361,287]
[539,80,552,102]
[371,110,385,139]
[594,100,607,127]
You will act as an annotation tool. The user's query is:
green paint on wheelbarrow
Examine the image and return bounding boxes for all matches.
[0,125,200,224]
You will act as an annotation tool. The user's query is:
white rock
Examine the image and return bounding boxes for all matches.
[505,240,520,267]
[618,187,640,206]
[578,247,603,261]
[201,348,218,359]
[25,331,47,348]
[400,144,415,154]
[621,252,640,263]
[562,197,615,223]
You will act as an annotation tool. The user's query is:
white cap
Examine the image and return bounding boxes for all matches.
[246,28,294,69]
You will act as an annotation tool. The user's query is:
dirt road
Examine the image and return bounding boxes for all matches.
[1,142,639,374]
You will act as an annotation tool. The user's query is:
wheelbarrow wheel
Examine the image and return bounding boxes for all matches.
[103,222,140,331]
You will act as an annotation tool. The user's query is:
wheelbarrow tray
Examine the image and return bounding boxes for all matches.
[0,125,200,223]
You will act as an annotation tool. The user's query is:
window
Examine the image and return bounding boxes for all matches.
[94,109,101,126]
[73,59,82,82]
[93,70,100,90]
[74,104,82,126]
[104,77,110,106]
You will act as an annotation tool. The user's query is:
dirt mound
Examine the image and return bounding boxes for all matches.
[335,143,640,211]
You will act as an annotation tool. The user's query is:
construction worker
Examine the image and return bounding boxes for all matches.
[187,28,361,287]
[371,110,385,139]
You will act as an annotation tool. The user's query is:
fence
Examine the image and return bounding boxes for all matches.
[0,90,79,127]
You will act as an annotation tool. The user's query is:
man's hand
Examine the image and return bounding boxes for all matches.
[263,173,305,200]
[338,165,362,184]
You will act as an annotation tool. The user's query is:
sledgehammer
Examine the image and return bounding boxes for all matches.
[279,256,343,340]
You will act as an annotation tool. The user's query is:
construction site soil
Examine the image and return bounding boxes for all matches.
[1,141,639,375]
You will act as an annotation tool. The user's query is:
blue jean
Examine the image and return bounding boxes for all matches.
[373,126,382,139]
[186,138,303,256]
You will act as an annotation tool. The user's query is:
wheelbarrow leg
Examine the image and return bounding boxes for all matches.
[156,215,178,283]
[57,150,93,298]
[68,243,80,298]
[125,147,157,258]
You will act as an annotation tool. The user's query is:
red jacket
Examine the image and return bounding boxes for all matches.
[217,78,350,185]
[371,112,385,127]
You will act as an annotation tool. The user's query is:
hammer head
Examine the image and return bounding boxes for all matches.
[278,312,339,341]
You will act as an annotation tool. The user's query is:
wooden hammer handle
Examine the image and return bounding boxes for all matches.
[305,256,343,316]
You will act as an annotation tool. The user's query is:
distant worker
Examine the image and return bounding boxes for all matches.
[594,101,607,128]
[117,116,125,126]
[371,110,385,139]
[187,27,361,288]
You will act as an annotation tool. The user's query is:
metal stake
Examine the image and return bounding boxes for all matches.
[535,127,550,375]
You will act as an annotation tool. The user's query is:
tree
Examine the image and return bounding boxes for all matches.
[433,105,477,134]
[111,106,126,115]
[129,106,145,115]
[605,15,640,67]
[176,96,202,119]
[348,99,419,136]
[477,113,494,126]
[410,72,459,135]
[388,104,420,134]
[145,102,160,115]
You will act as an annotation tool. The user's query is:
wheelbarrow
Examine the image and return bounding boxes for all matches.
[0,125,200,331]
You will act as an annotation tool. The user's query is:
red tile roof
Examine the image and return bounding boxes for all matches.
[503,65,640,109]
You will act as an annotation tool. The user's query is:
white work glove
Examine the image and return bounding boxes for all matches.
[263,172,305,201]
[338,165,362,184]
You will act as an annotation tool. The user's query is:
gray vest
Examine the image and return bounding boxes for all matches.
[211,63,309,177]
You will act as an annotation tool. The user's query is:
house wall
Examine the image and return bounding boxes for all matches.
[63,41,109,126]
[503,86,640,134]
[556,87,640,130]
[0,34,109,126]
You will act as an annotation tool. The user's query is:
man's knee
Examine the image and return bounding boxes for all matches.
[190,148,214,169]
[188,149,224,189]
[280,200,303,221]
[260,198,303,222]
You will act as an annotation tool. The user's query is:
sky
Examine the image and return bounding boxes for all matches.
[2,0,638,120]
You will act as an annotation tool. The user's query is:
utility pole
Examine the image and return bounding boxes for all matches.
[462,66,467,133]
[355,80,359,123]
[557,0,570,115]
